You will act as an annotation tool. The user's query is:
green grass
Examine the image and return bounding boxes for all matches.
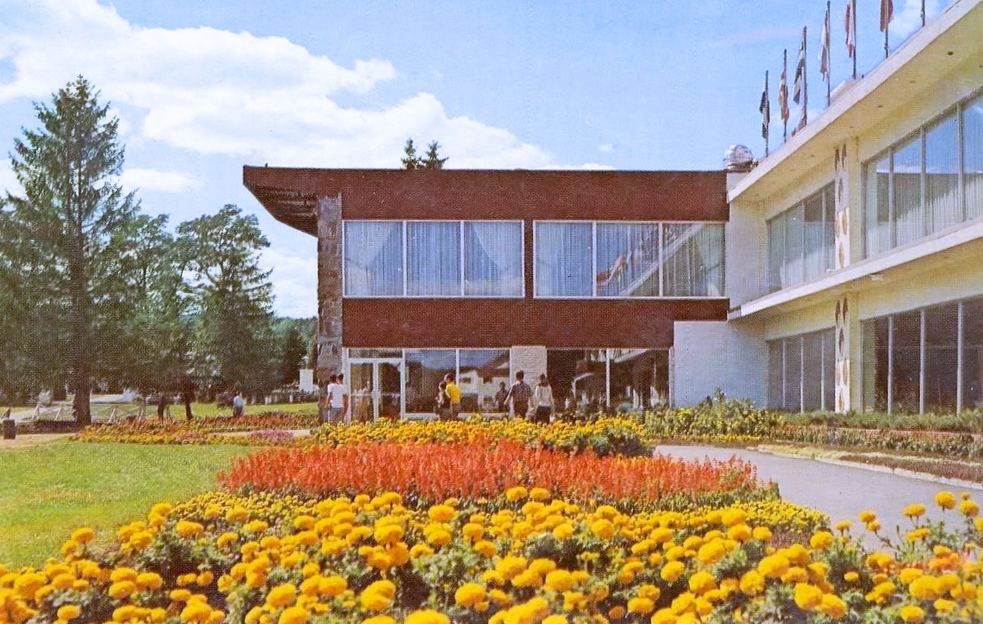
[148,401,319,419]
[0,440,253,568]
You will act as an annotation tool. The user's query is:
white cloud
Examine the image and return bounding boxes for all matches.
[891,0,943,41]
[0,162,22,196]
[0,0,557,169]
[599,144,615,154]
[258,249,318,319]
[118,168,200,193]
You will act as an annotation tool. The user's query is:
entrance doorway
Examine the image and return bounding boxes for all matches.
[347,358,402,422]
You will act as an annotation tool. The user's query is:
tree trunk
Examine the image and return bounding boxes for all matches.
[70,226,91,427]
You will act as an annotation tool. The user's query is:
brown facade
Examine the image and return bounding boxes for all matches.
[244,166,730,373]
[343,299,729,349]
[244,167,729,234]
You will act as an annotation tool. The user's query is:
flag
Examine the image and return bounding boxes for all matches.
[759,71,770,140]
[845,0,856,58]
[819,4,830,83]
[880,0,893,32]
[793,29,806,104]
[779,55,789,124]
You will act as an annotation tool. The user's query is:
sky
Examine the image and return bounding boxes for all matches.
[0,0,945,318]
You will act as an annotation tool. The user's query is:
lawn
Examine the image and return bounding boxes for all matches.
[177,400,317,419]
[0,439,253,567]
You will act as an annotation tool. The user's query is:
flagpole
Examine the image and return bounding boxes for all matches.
[826,1,831,107]
[921,0,926,27]
[783,49,788,142]
[765,70,769,157]
[803,26,808,129]
[884,8,890,59]
[852,0,857,79]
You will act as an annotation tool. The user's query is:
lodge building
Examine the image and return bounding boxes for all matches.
[245,0,983,419]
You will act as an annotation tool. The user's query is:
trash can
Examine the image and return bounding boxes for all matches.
[2,418,15,440]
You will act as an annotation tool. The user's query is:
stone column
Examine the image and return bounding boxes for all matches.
[317,193,343,421]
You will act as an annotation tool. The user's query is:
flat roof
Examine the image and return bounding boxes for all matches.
[243,167,728,236]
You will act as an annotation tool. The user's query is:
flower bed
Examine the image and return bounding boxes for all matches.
[310,417,655,457]
[73,415,317,445]
[4,488,983,624]
[219,441,764,512]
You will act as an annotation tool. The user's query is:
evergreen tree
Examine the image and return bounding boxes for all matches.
[176,205,276,396]
[2,77,139,424]
[401,138,420,169]
[422,141,449,169]
[402,138,448,169]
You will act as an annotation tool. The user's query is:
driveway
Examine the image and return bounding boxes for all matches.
[658,445,972,540]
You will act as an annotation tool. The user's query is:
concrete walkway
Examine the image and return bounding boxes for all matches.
[658,445,972,541]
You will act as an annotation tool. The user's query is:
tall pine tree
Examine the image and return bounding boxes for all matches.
[3,77,139,424]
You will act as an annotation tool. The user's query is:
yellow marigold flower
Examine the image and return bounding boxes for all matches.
[57,605,81,621]
[511,569,543,589]
[277,606,307,624]
[374,524,404,545]
[906,528,931,542]
[217,532,238,548]
[426,529,452,547]
[809,531,834,550]
[541,616,566,624]
[649,527,674,544]
[108,581,136,600]
[110,568,138,583]
[266,584,297,608]
[834,520,852,533]
[817,593,847,619]
[697,540,726,565]
[626,598,654,615]
[899,568,923,585]
[136,572,163,590]
[552,524,574,540]
[70,528,95,545]
[427,505,455,523]
[935,491,957,510]
[758,555,790,579]
[293,515,316,530]
[607,605,626,620]
[899,605,925,623]
[720,508,747,528]
[404,609,450,624]
[660,561,686,583]
[688,571,716,595]
[727,524,752,542]
[934,599,957,613]
[176,521,205,539]
[529,487,551,501]
[505,487,528,502]
[650,608,676,624]
[150,502,173,517]
[858,510,876,523]
[319,575,347,597]
[489,588,511,606]
[793,583,823,611]
[843,571,859,583]
[180,602,212,624]
[545,570,574,592]
[751,526,773,542]
[461,523,484,542]
[591,519,615,540]
[903,504,927,518]
[496,556,528,580]
[739,570,765,596]
[909,575,939,601]
[362,617,396,624]
[360,580,396,611]
[454,583,486,608]
[960,499,980,517]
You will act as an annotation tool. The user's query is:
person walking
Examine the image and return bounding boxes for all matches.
[435,379,449,420]
[155,391,170,420]
[494,381,509,413]
[505,371,532,419]
[444,372,462,420]
[180,377,195,421]
[325,374,349,424]
[232,390,245,418]
[533,374,554,424]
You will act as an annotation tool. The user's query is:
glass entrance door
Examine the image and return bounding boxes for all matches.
[348,358,403,422]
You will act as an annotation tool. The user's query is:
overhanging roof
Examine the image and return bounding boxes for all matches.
[243,168,728,236]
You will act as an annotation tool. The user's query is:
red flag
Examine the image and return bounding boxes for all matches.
[779,61,789,124]
[845,0,856,58]
[880,0,893,32]
[819,4,830,82]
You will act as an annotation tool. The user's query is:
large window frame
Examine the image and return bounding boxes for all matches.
[863,89,983,258]
[766,183,835,293]
[532,220,725,299]
[343,220,525,298]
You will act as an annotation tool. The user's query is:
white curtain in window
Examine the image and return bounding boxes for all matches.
[344,222,403,296]
[965,96,983,221]
[663,224,724,297]
[893,136,924,247]
[407,221,461,296]
[464,222,523,296]
[925,114,961,235]
[535,223,592,297]
[865,157,891,256]
[596,223,660,297]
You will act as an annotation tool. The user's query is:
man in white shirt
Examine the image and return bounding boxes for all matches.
[324,374,349,424]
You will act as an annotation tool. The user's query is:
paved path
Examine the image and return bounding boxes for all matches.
[658,445,973,542]
[0,433,73,449]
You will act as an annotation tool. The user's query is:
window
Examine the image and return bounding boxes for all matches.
[534,222,593,297]
[344,222,403,296]
[863,92,983,257]
[535,221,724,298]
[766,184,834,292]
[344,220,523,297]
[767,329,835,412]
